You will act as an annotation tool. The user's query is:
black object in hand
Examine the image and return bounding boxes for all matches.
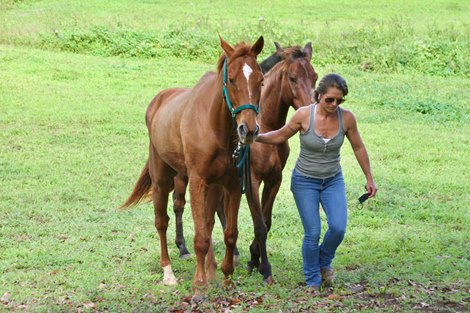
[358,192,370,204]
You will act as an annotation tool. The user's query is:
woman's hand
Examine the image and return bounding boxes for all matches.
[366,179,378,198]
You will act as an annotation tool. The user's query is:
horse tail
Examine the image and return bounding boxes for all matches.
[119,159,152,209]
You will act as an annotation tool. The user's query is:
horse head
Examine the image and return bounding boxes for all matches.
[219,35,264,144]
[277,42,318,110]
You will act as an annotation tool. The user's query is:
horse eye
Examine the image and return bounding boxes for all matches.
[288,76,297,83]
[229,78,235,85]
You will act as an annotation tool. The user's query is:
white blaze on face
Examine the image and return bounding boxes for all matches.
[243,63,253,101]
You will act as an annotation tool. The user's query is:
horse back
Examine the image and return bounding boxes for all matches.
[148,71,217,126]
[146,87,188,127]
[146,71,226,178]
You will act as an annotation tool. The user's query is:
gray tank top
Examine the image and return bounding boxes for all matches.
[295,104,345,179]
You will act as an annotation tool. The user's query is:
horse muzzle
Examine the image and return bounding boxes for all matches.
[238,123,260,144]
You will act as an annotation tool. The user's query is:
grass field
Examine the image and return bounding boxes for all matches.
[1,1,469,312]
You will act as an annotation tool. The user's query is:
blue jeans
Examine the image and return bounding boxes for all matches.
[290,169,348,287]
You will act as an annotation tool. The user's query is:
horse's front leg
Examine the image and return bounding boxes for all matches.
[220,183,242,288]
[246,178,262,272]
[188,174,210,296]
[261,177,282,234]
[215,198,240,266]
[173,174,191,259]
[246,178,272,284]
[205,185,222,282]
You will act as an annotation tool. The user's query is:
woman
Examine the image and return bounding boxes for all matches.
[255,73,377,291]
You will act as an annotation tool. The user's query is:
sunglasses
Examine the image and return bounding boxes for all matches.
[324,97,346,105]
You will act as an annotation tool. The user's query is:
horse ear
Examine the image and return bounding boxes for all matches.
[219,35,234,57]
[250,36,264,57]
[274,42,284,55]
[303,42,313,61]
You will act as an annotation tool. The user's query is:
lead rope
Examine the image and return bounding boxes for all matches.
[232,142,252,195]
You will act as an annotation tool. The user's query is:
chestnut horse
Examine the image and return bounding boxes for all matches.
[245,42,317,283]
[170,42,318,284]
[171,43,285,261]
[121,36,265,296]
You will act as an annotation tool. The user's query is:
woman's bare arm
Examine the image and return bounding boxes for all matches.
[344,110,378,197]
[256,106,308,144]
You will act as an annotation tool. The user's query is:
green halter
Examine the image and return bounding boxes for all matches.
[222,57,259,118]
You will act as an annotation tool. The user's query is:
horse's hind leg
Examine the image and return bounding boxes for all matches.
[173,174,191,259]
[149,147,177,285]
[215,199,240,266]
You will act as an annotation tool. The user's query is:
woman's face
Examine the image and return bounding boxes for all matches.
[318,87,345,113]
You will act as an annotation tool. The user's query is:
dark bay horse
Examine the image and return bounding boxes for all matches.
[170,42,318,284]
[121,36,265,296]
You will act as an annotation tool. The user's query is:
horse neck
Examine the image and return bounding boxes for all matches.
[207,74,235,145]
[259,73,290,131]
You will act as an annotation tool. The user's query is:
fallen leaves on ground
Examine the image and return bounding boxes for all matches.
[164,278,470,312]
[169,291,265,312]
[1,292,12,305]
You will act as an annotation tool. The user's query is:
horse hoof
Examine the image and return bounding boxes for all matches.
[246,261,256,273]
[223,279,235,290]
[162,265,177,286]
[163,277,177,286]
[191,294,207,303]
[233,254,240,267]
[179,253,191,260]
[207,271,217,282]
[263,276,274,285]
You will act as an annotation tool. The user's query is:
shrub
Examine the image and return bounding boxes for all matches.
[38,19,470,78]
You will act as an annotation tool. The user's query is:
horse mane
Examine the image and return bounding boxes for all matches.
[264,45,308,79]
[260,52,282,74]
[216,42,258,71]
[283,46,306,63]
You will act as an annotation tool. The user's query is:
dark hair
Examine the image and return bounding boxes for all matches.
[313,73,348,102]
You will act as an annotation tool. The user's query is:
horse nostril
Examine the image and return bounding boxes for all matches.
[254,125,260,137]
[238,124,248,137]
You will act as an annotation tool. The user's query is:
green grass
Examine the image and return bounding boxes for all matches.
[1,1,470,312]
[1,0,469,76]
